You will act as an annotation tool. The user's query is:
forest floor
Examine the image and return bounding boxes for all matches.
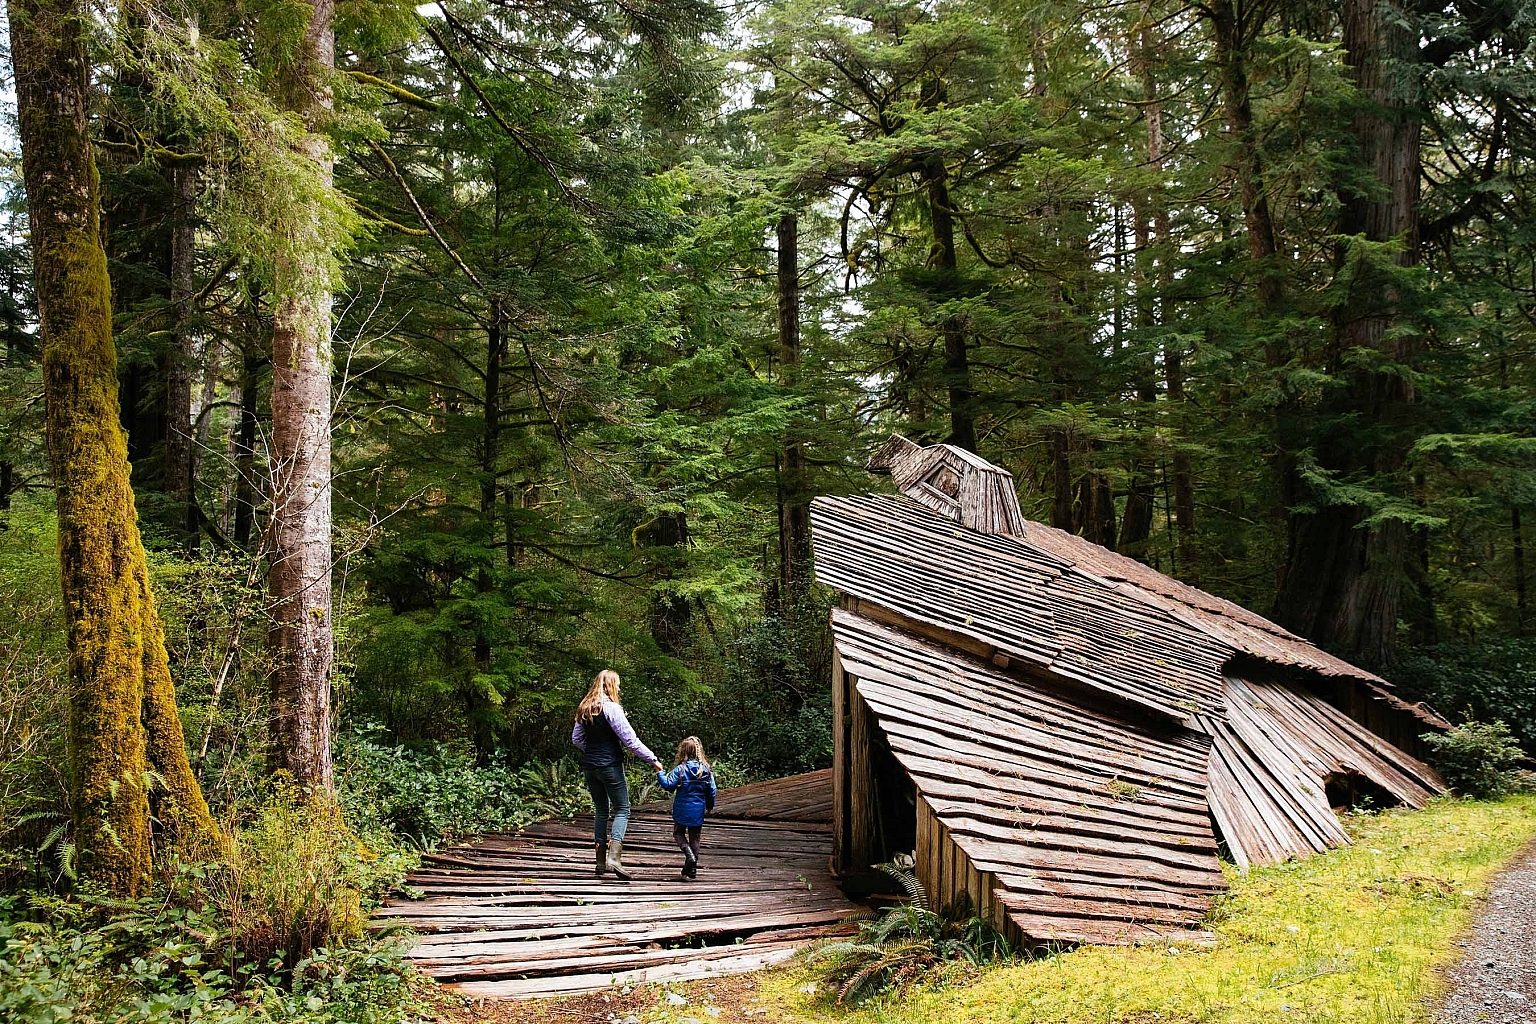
[443,795,1536,1024]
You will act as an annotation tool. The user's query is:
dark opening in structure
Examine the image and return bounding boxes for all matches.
[1324,771,1397,812]
[868,719,916,864]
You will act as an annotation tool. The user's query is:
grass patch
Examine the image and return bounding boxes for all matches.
[734,795,1536,1024]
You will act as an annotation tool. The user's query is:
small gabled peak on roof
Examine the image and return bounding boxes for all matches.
[867,433,1027,538]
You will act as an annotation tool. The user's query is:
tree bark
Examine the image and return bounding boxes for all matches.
[927,167,977,452]
[1050,429,1073,531]
[776,212,811,604]
[1121,5,1165,557]
[164,165,198,543]
[920,76,978,452]
[1515,505,1527,635]
[9,0,219,892]
[1209,0,1283,323]
[1273,0,1421,668]
[471,301,505,760]
[266,0,336,794]
[648,510,691,654]
[1075,470,1117,550]
[232,346,261,548]
[1166,341,1196,563]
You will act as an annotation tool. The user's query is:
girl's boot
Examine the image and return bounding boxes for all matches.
[606,841,633,880]
[594,843,607,878]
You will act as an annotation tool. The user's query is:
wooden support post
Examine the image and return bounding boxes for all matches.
[847,688,878,873]
[831,649,848,872]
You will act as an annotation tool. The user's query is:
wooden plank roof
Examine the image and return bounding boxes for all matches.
[832,609,1227,945]
[867,434,1027,537]
[812,493,1230,721]
[1199,675,1443,869]
[833,440,1447,727]
[812,441,1447,898]
[1013,518,1364,677]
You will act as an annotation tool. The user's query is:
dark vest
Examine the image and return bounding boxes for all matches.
[581,709,621,768]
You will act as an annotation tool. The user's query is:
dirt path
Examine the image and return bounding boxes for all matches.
[1437,841,1536,1024]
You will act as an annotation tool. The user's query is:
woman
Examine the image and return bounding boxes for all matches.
[571,669,663,880]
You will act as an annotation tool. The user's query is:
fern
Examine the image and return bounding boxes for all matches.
[811,858,1014,1004]
[875,859,929,910]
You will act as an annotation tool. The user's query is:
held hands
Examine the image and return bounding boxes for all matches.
[651,760,665,772]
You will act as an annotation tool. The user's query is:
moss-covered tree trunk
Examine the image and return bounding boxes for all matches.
[8,0,220,893]
[266,0,336,794]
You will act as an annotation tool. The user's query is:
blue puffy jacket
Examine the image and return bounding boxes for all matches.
[656,760,717,827]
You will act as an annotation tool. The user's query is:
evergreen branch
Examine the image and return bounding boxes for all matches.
[420,17,593,212]
[194,258,240,308]
[353,202,432,237]
[345,70,441,111]
[365,139,486,292]
[95,136,205,168]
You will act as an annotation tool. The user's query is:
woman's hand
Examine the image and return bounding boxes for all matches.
[651,760,665,772]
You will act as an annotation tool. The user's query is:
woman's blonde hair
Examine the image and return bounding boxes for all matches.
[576,669,621,722]
[675,736,709,768]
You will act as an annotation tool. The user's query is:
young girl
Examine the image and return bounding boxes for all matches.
[655,737,717,879]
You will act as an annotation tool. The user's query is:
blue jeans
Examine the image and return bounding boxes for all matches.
[584,764,631,845]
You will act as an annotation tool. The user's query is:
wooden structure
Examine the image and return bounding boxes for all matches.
[813,435,1446,946]
[375,773,857,999]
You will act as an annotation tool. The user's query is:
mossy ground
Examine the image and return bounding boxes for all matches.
[467,795,1536,1024]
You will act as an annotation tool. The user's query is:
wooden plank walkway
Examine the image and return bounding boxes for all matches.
[374,773,861,999]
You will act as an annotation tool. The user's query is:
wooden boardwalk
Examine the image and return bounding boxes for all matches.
[374,772,860,999]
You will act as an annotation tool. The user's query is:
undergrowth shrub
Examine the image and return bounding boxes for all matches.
[0,780,430,1024]
[0,507,69,888]
[633,605,835,779]
[1393,639,1536,751]
[0,888,430,1024]
[812,861,1013,1004]
[1421,720,1532,798]
[337,731,588,846]
[215,791,413,967]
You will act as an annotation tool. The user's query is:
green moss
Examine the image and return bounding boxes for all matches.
[10,0,222,892]
[742,797,1536,1024]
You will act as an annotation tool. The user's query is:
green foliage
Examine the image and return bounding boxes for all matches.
[214,792,412,968]
[0,505,69,884]
[812,861,1013,1005]
[122,3,368,310]
[336,733,589,847]
[1391,640,1536,752]
[1420,721,1531,799]
[0,889,431,1024]
[764,797,1536,1024]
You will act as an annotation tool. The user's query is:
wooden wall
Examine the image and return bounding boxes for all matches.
[839,658,1011,943]
[914,798,1008,937]
[833,658,883,879]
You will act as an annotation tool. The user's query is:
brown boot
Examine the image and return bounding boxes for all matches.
[594,843,607,878]
[605,840,633,881]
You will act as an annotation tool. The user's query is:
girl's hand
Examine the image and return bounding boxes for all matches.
[652,760,665,772]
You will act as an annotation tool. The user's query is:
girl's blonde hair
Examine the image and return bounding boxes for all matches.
[675,736,709,768]
[575,669,621,722]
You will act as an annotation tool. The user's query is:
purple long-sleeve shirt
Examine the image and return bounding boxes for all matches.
[571,700,657,767]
